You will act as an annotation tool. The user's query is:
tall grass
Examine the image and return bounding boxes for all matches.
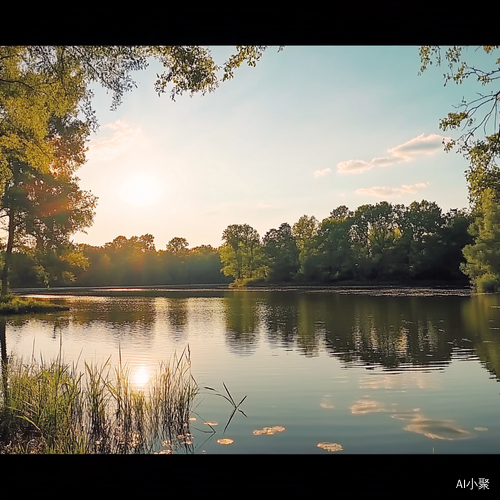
[0,296,70,314]
[0,347,197,454]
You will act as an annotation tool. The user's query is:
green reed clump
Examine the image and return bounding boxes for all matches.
[0,348,197,454]
[0,296,69,314]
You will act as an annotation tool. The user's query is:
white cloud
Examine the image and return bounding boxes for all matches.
[87,120,143,161]
[356,182,428,198]
[370,155,401,168]
[388,133,448,160]
[337,133,450,174]
[314,167,332,178]
[337,159,372,174]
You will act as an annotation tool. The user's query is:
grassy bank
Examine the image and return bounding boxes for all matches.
[0,296,70,315]
[0,348,197,454]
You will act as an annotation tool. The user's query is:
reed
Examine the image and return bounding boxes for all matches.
[0,347,197,454]
[0,296,69,314]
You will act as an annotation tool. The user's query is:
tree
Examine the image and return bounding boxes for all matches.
[0,111,97,293]
[220,224,263,281]
[0,45,279,191]
[262,223,300,282]
[461,190,500,292]
[292,215,319,279]
[419,46,500,206]
[315,211,354,282]
[0,158,97,292]
[393,200,444,278]
[1,46,276,294]
[166,237,189,254]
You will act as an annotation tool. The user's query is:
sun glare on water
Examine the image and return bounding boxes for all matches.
[120,174,164,207]
[133,366,150,387]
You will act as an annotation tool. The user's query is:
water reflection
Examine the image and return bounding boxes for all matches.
[7,288,500,381]
[166,298,189,340]
[224,293,259,355]
[461,294,500,379]
[350,399,392,414]
[392,412,473,440]
[4,287,500,454]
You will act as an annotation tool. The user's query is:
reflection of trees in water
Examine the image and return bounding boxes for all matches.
[296,297,322,357]
[166,299,188,340]
[322,295,470,369]
[461,294,500,380]
[67,298,156,327]
[67,298,157,341]
[259,292,482,368]
[223,293,260,355]
[263,294,298,346]
[262,293,322,357]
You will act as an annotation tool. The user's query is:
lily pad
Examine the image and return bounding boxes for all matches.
[253,425,285,436]
[317,442,343,452]
[217,438,234,445]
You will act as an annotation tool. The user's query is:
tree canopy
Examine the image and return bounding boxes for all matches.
[419,46,500,206]
[0,45,278,295]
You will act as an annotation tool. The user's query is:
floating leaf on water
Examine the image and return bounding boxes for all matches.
[317,442,343,452]
[189,417,197,421]
[253,425,285,436]
[204,421,218,426]
[474,427,488,432]
[217,438,234,445]
[156,449,173,454]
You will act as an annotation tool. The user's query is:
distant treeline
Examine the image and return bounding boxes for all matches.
[219,201,473,285]
[8,235,231,287]
[5,200,473,288]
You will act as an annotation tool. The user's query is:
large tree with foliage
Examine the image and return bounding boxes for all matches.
[461,190,500,292]
[0,113,97,293]
[0,45,277,186]
[419,46,500,289]
[262,223,300,282]
[315,207,355,282]
[1,46,275,294]
[419,47,500,175]
[220,224,264,281]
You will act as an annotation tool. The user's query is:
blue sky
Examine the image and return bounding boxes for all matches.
[74,46,483,250]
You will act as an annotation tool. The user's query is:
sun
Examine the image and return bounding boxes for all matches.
[120,174,163,207]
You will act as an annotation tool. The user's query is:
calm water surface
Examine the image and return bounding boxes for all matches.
[4,286,500,454]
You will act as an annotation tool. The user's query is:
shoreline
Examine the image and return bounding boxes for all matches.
[11,280,473,298]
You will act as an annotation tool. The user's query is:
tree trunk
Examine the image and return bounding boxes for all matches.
[1,208,15,297]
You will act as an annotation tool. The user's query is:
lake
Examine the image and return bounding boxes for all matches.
[4,286,500,454]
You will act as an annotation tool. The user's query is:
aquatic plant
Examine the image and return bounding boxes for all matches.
[204,382,247,433]
[0,296,69,315]
[0,347,197,454]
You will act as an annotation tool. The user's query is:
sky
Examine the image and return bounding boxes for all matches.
[73,46,490,250]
